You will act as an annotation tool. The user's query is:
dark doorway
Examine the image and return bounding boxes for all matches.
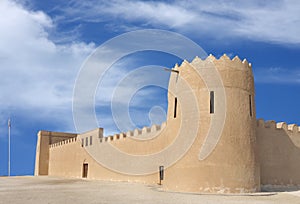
[159,166,164,185]
[82,163,88,178]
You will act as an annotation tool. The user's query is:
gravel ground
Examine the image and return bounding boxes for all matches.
[1,176,300,204]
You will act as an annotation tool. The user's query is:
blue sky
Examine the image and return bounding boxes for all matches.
[0,0,299,176]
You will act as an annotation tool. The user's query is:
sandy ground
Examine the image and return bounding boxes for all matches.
[1,176,300,204]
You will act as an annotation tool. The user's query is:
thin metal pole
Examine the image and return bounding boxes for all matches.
[8,118,10,177]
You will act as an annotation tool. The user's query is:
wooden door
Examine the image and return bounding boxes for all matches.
[82,163,88,178]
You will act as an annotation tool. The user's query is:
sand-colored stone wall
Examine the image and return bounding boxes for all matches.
[41,54,262,194]
[34,131,77,176]
[257,120,300,187]
[160,55,259,193]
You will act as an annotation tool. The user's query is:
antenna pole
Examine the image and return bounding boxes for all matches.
[8,118,11,177]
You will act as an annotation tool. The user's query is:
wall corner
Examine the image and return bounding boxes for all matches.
[34,130,50,176]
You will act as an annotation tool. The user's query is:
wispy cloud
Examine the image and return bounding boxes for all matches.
[1,0,298,138]
[57,0,300,45]
[254,67,300,84]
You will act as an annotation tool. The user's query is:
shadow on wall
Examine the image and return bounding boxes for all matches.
[257,119,300,191]
[262,185,300,192]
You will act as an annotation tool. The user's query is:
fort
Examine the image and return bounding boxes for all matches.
[35,54,300,194]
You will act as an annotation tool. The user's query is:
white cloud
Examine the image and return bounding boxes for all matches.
[254,67,300,84]
[0,0,95,136]
[58,0,300,45]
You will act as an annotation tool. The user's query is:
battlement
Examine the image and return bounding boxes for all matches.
[173,54,252,71]
[49,137,77,148]
[257,119,300,133]
[99,122,166,143]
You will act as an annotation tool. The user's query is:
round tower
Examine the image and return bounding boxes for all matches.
[163,54,260,193]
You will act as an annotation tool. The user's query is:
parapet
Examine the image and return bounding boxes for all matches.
[99,122,166,143]
[170,54,254,91]
[49,137,77,148]
[174,54,253,71]
[257,119,300,134]
[38,130,77,138]
[38,130,77,147]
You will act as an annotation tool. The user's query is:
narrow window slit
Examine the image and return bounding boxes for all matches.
[210,91,214,114]
[174,97,177,118]
[249,95,252,117]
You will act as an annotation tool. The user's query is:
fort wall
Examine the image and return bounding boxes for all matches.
[48,124,169,183]
[45,117,300,193]
[41,54,262,194]
[257,119,300,188]
[36,54,300,193]
[34,131,77,176]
